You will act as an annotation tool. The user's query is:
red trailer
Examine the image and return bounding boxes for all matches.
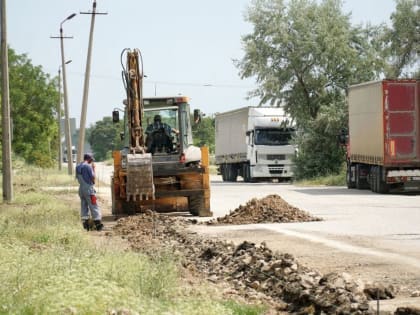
[346,79,420,193]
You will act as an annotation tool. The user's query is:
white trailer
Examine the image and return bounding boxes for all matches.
[215,106,295,182]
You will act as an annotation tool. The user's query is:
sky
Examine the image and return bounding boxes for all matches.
[6,0,397,127]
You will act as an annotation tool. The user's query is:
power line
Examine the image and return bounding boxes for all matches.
[59,70,256,89]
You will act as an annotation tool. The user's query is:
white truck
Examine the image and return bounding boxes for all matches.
[215,106,295,182]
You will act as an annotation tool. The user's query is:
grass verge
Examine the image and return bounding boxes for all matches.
[295,168,346,187]
[0,165,266,315]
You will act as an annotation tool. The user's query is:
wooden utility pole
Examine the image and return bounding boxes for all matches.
[1,0,13,201]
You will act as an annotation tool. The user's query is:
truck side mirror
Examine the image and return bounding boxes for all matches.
[193,109,202,124]
[112,110,120,123]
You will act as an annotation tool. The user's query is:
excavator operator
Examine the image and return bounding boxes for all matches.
[145,115,179,154]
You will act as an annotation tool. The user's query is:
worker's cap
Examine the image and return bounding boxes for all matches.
[83,153,94,161]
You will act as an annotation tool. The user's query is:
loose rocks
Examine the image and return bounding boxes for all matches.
[111,212,377,314]
[394,306,420,315]
[206,194,321,225]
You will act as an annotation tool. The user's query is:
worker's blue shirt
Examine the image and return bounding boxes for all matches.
[76,162,95,185]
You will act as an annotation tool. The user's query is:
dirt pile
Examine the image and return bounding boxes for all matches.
[206,194,321,225]
[111,212,380,314]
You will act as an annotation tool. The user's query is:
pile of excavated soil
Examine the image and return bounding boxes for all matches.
[110,212,389,314]
[206,194,321,225]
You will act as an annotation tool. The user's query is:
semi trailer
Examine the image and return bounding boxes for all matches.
[344,79,420,193]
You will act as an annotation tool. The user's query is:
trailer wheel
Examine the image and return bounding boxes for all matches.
[370,166,378,192]
[375,166,389,194]
[227,164,238,182]
[346,164,356,188]
[221,164,228,182]
[355,164,369,189]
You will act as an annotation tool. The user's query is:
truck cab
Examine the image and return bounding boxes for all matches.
[215,106,296,182]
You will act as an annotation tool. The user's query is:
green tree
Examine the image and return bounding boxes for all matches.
[1,48,59,167]
[192,114,215,153]
[236,0,382,178]
[87,117,124,161]
[382,0,420,78]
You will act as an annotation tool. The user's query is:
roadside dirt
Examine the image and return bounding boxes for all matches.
[93,186,420,314]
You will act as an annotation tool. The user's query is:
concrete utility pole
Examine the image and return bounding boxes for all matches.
[57,60,71,171]
[51,13,76,175]
[77,0,107,163]
[1,0,13,202]
[57,67,62,171]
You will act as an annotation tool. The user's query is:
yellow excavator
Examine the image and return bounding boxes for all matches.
[111,48,212,217]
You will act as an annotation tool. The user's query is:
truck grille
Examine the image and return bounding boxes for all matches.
[268,164,285,174]
[267,154,286,160]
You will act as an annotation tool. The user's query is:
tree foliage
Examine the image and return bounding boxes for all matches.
[87,117,124,161]
[293,104,347,179]
[1,48,59,167]
[192,115,215,153]
[236,0,398,178]
[382,0,420,78]
[238,0,381,123]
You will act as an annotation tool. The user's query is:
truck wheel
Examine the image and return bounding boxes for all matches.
[243,164,251,182]
[346,164,356,189]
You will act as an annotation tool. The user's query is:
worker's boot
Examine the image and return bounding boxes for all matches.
[94,220,104,231]
[82,220,90,231]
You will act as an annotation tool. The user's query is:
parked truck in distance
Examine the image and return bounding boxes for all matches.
[63,146,77,163]
[343,79,420,193]
[215,106,295,182]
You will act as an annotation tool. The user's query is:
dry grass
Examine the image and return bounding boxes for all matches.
[0,165,264,315]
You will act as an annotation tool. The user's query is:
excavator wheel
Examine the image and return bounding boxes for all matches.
[188,194,211,217]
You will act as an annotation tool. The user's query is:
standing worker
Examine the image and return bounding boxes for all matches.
[75,153,103,231]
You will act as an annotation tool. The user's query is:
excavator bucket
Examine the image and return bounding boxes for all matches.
[126,153,155,201]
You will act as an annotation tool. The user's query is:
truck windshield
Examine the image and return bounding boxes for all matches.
[254,128,294,145]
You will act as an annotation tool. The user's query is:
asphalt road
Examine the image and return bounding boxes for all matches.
[210,175,420,263]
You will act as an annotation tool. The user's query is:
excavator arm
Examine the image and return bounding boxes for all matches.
[122,48,146,153]
[121,49,154,201]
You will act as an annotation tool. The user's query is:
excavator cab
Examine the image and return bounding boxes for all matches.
[144,109,179,155]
